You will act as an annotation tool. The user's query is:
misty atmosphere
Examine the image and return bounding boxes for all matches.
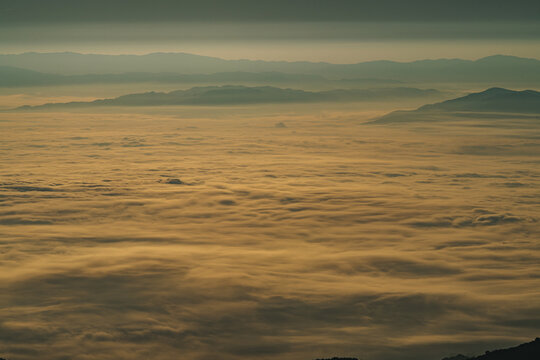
[0,1,539,360]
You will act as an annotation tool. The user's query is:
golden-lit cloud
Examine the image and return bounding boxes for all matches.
[0,107,538,359]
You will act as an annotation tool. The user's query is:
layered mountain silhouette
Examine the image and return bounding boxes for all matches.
[1,52,539,83]
[14,85,440,110]
[0,66,403,87]
[0,66,328,86]
[373,87,540,123]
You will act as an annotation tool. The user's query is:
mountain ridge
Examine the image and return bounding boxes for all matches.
[1,53,539,82]
[418,87,540,113]
[0,66,401,87]
[372,87,540,123]
[13,85,441,110]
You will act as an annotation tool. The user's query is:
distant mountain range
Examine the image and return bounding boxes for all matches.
[0,65,403,87]
[0,52,539,83]
[372,87,540,123]
[14,85,441,110]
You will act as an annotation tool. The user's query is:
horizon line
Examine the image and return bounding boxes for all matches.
[1,51,539,65]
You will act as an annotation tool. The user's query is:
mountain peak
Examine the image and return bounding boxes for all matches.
[417,87,540,113]
[481,87,516,94]
[373,87,540,123]
[476,54,540,65]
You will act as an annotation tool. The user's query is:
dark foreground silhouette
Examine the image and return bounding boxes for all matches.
[460,337,540,360]
[0,338,538,360]
[314,339,540,360]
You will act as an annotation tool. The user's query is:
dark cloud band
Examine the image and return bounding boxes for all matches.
[1,0,539,24]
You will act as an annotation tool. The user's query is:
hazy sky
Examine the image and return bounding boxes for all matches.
[1,0,539,62]
[2,0,540,22]
[0,0,540,62]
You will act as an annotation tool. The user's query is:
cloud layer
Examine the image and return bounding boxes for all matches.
[0,107,539,360]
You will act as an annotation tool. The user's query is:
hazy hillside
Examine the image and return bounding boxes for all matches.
[372,87,540,123]
[418,87,540,113]
[0,66,62,86]
[0,66,408,88]
[0,66,337,87]
[14,85,441,109]
[0,52,328,75]
[324,55,540,82]
[1,53,539,83]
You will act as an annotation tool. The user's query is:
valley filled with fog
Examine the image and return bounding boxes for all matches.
[1,92,539,359]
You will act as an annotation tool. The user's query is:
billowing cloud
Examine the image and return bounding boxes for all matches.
[0,108,538,360]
